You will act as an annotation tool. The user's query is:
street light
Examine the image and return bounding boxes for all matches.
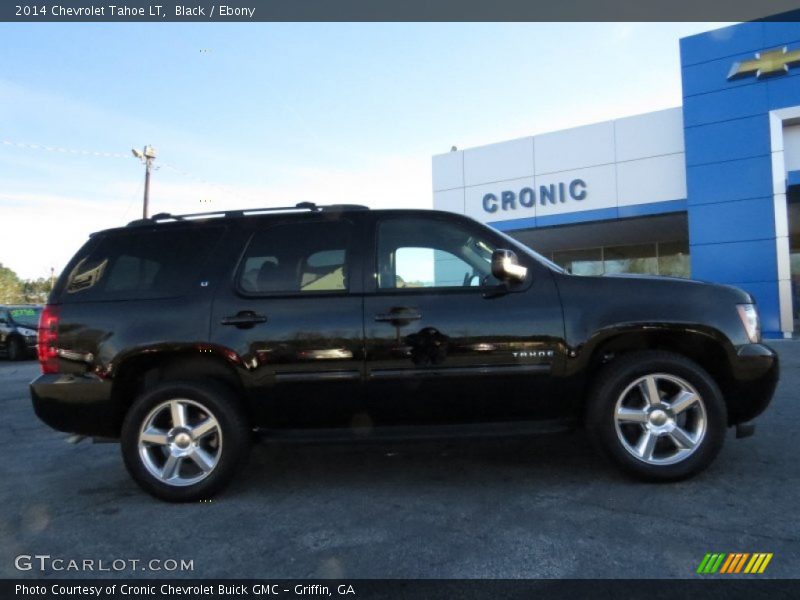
[132,145,156,218]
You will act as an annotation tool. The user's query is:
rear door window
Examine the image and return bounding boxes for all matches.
[63,226,224,301]
[238,220,353,295]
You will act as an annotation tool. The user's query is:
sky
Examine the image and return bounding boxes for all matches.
[0,21,732,280]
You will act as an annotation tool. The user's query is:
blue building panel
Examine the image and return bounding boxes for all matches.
[679,22,764,68]
[683,57,785,99]
[680,20,800,336]
[766,73,800,111]
[682,83,768,128]
[688,197,776,245]
[685,155,773,206]
[683,115,770,167]
[534,207,618,228]
[617,199,686,219]
[690,239,778,284]
[761,21,800,48]
[490,215,537,232]
[681,49,800,98]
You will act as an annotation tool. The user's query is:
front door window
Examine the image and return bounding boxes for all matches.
[376,217,501,290]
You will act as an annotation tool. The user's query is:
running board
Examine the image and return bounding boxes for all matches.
[254,420,574,444]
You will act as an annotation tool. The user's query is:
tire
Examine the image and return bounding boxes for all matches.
[7,337,24,361]
[585,351,727,482]
[121,380,252,502]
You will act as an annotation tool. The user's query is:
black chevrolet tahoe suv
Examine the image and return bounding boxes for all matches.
[30,203,779,501]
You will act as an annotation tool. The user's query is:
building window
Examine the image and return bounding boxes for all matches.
[551,241,690,278]
[604,244,658,275]
[552,248,603,276]
[658,240,690,278]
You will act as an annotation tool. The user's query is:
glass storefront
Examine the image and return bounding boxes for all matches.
[551,240,690,278]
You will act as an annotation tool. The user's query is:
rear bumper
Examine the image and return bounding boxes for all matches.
[30,373,120,438]
[726,343,779,425]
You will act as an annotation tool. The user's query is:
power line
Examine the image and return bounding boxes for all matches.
[1,138,133,159]
[2,136,256,205]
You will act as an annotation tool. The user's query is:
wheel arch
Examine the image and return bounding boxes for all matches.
[579,326,737,425]
[109,347,249,435]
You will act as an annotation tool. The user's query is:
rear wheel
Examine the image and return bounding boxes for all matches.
[121,380,251,502]
[586,351,727,481]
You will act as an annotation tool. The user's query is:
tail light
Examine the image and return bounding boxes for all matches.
[38,304,60,374]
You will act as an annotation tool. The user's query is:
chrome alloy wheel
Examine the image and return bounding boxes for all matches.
[137,399,223,486]
[613,373,707,466]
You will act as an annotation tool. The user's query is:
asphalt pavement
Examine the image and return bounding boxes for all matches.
[1,343,798,579]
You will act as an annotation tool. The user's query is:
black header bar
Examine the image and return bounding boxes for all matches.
[3,1,800,22]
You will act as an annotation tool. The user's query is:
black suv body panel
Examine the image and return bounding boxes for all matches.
[30,208,779,439]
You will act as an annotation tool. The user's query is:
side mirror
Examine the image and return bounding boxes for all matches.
[491,249,528,283]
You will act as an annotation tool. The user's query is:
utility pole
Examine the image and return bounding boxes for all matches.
[132,145,157,218]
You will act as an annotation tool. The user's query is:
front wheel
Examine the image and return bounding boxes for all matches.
[586,351,727,481]
[121,380,252,502]
[7,337,24,361]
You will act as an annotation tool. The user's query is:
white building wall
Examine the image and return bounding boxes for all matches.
[433,107,687,225]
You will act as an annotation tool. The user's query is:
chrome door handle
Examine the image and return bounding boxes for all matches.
[375,309,422,323]
[221,311,267,328]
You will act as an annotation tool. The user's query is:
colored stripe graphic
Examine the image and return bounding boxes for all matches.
[734,553,749,573]
[697,553,713,573]
[720,553,736,573]
[697,553,726,574]
[700,553,773,574]
[720,553,750,573]
[745,553,773,574]
[757,553,773,574]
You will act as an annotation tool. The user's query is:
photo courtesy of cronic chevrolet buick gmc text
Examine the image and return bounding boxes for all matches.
[29,204,779,501]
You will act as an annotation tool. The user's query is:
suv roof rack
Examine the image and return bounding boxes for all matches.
[126,202,369,227]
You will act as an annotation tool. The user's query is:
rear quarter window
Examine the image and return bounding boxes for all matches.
[62,226,224,302]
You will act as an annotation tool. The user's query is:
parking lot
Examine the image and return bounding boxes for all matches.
[1,343,798,580]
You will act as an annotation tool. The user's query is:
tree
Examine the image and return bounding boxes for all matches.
[21,277,53,304]
[0,263,24,304]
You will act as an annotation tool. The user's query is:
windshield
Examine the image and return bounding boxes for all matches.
[9,307,41,328]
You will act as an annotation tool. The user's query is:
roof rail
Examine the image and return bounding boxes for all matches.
[126,202,369,227]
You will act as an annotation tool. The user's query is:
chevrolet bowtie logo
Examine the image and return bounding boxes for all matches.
[728,46,800,80]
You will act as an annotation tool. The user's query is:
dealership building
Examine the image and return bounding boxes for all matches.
[432,21,800,339]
